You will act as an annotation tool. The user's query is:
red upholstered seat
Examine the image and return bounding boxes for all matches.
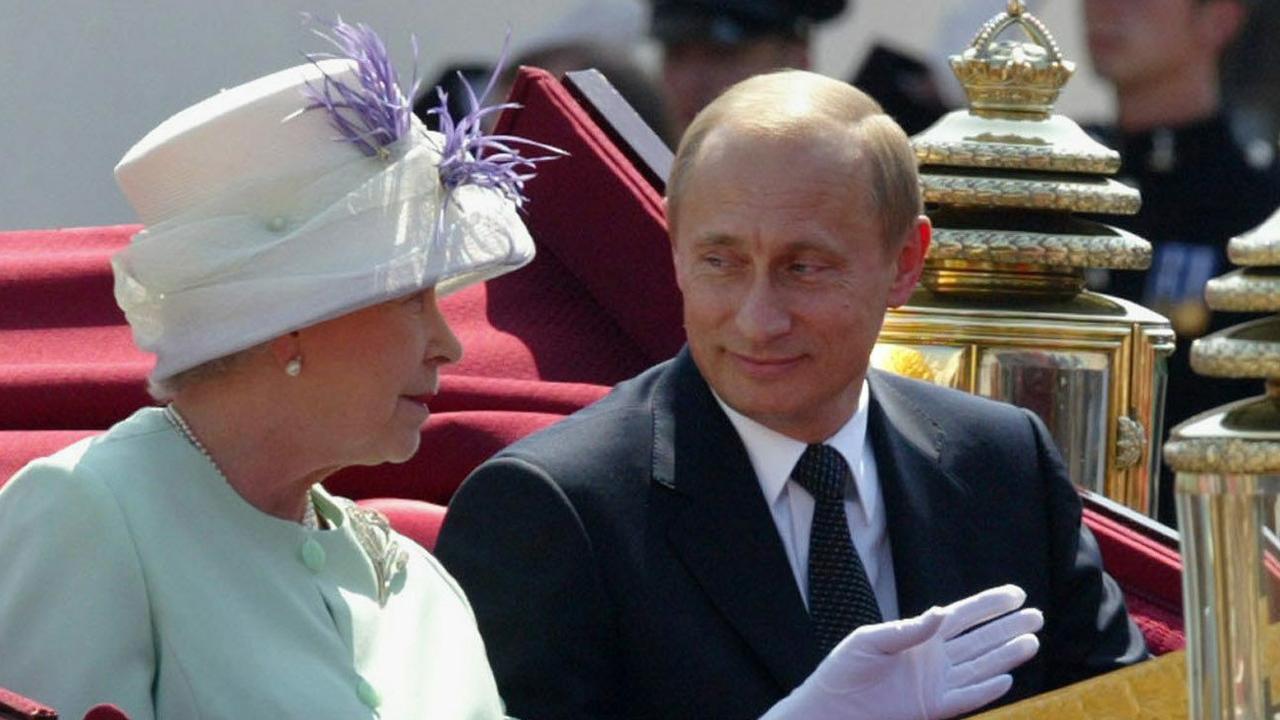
[357,497,449,552]
[0,404,599,503]
[327,410,576,504]
[0,225,132,329]
[0,66,1196,668]
[426,375,609,416]
[81,705,130,720]
[1122,592,1186,658]
[0,689,134,720]
[1081,498,1185,655]
[0,225,150,431]
[0,686,58,718]
[486,67,685,373]
[0,430,100,491]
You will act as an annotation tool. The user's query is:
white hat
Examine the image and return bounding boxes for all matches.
[113,24,546,382]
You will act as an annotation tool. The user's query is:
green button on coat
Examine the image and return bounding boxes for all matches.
[356,677,381,708]
[300,538,325,573]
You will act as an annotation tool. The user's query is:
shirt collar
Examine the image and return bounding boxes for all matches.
[713,381,872,511]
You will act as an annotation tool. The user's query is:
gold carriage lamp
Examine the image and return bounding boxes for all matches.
[1163,208,1280,720]
[873,0,1174,514]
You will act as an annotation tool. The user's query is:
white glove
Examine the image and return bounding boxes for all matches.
[760,584,1043,720]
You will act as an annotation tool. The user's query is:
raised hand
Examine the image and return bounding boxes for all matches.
[760,584,1043,720]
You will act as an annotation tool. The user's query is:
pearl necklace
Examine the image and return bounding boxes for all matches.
[163,405,319,530]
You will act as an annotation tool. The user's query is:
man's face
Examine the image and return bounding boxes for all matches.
[671,125,924,442]
[1084,0,1209,90]
[662,37,807,135]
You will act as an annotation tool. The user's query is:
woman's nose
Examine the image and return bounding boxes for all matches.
[424,299,463,365]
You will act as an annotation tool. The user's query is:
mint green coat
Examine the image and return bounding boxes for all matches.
[0,408,505,719]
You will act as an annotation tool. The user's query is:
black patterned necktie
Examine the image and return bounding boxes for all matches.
[792,443,883,654]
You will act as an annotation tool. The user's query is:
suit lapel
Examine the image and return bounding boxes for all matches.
[866,372,980,617]
[652,350,822,692]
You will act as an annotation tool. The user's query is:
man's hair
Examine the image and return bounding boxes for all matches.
[666,70,922,246]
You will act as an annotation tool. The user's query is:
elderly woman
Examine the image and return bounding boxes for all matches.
[0,21,553,720]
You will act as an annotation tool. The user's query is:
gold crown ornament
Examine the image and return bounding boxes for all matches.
[951,0,1074,120]
[911,0,1147,296]
[879,0,1173,515]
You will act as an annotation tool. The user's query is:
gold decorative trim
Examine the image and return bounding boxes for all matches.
[951,0,1073,119]
[1228,233,1280,266]
[1204,271,1280,311]
[1114,416,1146,470]
[914,140,1119,175]
[870,344,938,383]
[973,646,1188,718]
[921,174,1139,214]
[928,228,1151,269]
[982,618,1280,718]
[1190,335,1280,378]
[1227,209,1280,265]
[1164,436,1280,474]
[922,261,1083,298]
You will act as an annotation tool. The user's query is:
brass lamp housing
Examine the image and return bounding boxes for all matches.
[1164,207,1280,720]
[879,291,1171,510]
[873,0,1172,514]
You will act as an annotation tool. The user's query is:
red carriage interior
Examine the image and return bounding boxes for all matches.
[0,68,1188,718]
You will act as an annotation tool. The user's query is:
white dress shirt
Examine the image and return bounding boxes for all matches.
[714,383,899,621]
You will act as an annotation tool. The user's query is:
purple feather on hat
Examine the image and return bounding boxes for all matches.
[302,17,565,210]
[302,16,414,158]
[428,32,567,209]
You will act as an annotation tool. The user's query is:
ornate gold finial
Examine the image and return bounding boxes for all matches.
[950,1,1074,119]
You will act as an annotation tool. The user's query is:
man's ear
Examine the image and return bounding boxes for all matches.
[886,216,931,307]
[665,196,688,293]
[1198,0,1247,54]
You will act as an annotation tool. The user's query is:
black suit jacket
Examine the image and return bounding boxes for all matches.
[436,348,1146,719]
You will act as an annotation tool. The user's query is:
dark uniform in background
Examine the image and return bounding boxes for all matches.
[651,0,846,43]
[651,0,848,135]
[850,45,949,136]
[652,0,953,138]
[1088,112,1280,523]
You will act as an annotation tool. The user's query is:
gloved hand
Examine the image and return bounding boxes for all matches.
[760,584,1043,720]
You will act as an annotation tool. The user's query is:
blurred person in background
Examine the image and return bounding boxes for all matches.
[418,0,673,144]
[652,0,848,135]
[1219,0,1280,145]
[1083,0,1280,525]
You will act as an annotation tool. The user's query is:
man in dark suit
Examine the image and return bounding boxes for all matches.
[436,70,1146,719]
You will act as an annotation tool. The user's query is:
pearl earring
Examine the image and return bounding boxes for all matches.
[285,357,303,377]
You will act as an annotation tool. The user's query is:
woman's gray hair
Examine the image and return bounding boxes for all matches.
[147,345,267,402]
